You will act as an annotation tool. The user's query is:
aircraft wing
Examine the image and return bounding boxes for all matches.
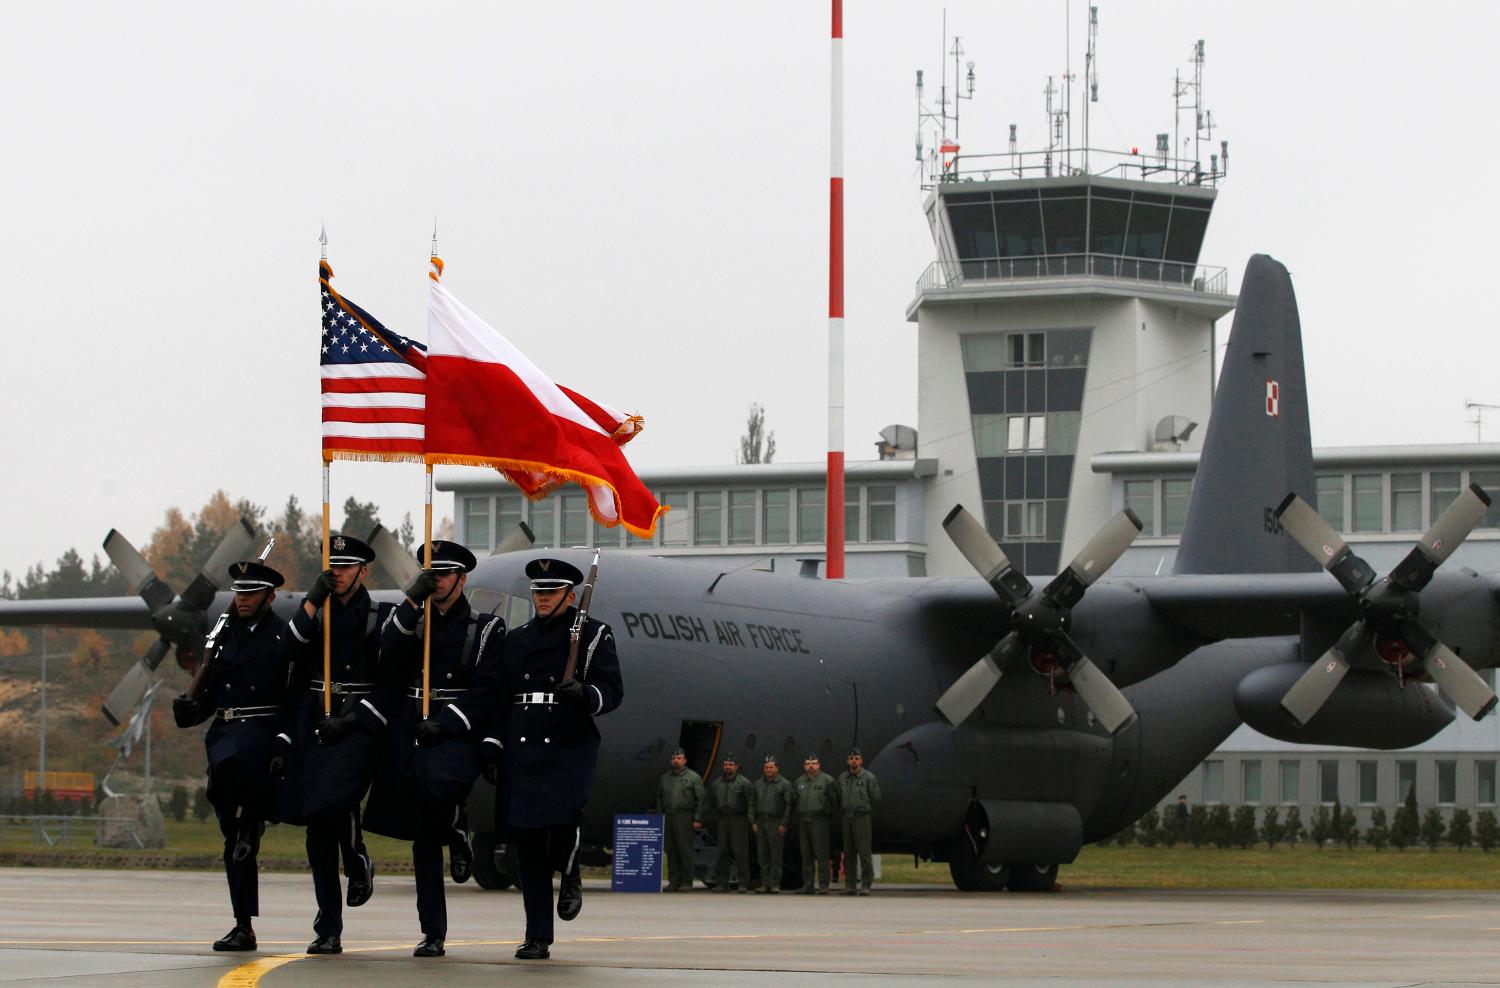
[0,597,152,629]
[1134,572,1352,640]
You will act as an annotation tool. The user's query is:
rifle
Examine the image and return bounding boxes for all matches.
[561,549,601,683]
[185,537,276,703]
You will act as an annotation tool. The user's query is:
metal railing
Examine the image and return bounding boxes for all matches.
[916,253,1229,296]
[924,147,1227,189]
[0,814,143,849]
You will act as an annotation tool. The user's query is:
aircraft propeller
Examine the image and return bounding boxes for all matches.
[935,504,1143,733]
[99,519,256,725]
[1274,485,1499,725]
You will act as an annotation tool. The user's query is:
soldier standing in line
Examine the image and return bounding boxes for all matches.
[837,747,881,896]
[794,753,840,895]
[752,755,794,894]
[364,541,506,958]
[171,559,293,952]
[653,747,705,892]
[708,754,755,893]
[481,557,623,962]
[277,534,386,954]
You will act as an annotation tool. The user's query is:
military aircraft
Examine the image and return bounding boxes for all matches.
[5,254,1497,893]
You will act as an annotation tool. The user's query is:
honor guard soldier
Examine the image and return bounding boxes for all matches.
[708,753,755,892]
[364,540,506,959]
[279,534,386,954]
[752,755,794,893]
[653,747,705,892]
[838,747,881,895]
[171,559,293,952]
[795,753,840,895]
[483,557,623,961]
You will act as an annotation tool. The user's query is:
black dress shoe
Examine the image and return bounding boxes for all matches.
[557,874,583,921]
[413,935,445,958]
[346,852,374,908]
[450,835,473,884]
[213,925,257,951]
[514,938,550,960]
[306,935,342,955]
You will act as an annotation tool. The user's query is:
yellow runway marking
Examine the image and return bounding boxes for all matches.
[218,953,303,988]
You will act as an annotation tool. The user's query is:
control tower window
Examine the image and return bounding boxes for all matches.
[1125,194,1171,259]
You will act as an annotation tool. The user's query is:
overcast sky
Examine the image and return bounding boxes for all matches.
[3,2,1496,582]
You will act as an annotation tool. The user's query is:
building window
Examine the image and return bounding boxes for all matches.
[594,518,623,549]
[497,493,523,544]
[1026,414,1046,452]
[1390,472,1421,532]
[1351,474,1382,532]
[845,488,861,544]
[659,491,689,546]
[463,496,492,550]
[1125,480,1155,536]
[1471,469,1500,528]
[1397,760,1417,803]
[1005,500,1045,539]
[1279,760,1300,804]
[1203,760,1224,804]
[560,493,589,547]
[1478,761,1496,805]
[1357,761,1378,805]
[1314,475,1345,532]
[868,485,896,542]
[529,500,556,548]
[796,488,824,544]
[1242,760,1262,804]
[1007,331,1045,367]
[1161,479,1192,537]
[763,489,790,545]
[1430,471,1461,524]
[961,334,1008,372]
[1437,760,1457,805]
[1045,410,1081,455]
[1007,416,1026,452]
[728,491,756,545]
[693,491,723,546]
[973,415,1008,457]
[1319,760,1339,804]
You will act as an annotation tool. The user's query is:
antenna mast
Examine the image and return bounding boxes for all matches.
[1466,401,1500,442]
[913,12,975,183]
[1083,5,1098,174]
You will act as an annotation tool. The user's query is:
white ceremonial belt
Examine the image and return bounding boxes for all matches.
[407,686,466,701]
[514,692,556,705]
[216,705,280,721]
[309,681,374,696]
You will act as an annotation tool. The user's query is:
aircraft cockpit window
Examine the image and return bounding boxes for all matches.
[505,595,534,628]
[467,589,507,616]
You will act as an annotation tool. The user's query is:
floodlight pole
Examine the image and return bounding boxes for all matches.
[826,0,846,579]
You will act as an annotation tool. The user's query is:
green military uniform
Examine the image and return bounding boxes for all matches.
[794,759,840,893]
[839,761,881,893]
[753,761,795,893]
[708,762,755,892]
[653,758,705,890]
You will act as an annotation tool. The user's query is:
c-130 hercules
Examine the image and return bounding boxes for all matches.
[5,254,1496,892]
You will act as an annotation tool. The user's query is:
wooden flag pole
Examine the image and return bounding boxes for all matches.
[421,463,433,719]
[322,462,332,715]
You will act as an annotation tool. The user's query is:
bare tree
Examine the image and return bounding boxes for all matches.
[737,403,776,464]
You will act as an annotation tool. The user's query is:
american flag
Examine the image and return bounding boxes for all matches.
[320,260,428,462]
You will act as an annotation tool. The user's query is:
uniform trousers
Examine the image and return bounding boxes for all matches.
[664,812,697,888]
[754,817,786,890]
[841,814,874,889]
[308,806,366,937]
[713,816,751,888]
[799,816,833,891]
[215,807,261,921]
[511,824,582,945]
[210,755,273,922]
[411,802,465,938]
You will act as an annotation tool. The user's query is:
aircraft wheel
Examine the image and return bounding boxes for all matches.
[947,838,1010,892]
[1004,861,1058,892]
[472,833,516,890]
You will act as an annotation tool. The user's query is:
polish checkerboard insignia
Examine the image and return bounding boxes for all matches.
[1266,379,1280,417]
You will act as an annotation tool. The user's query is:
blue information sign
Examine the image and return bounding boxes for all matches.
[612,813,665,893]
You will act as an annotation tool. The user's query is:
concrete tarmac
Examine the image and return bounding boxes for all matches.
[1,868,1498,986]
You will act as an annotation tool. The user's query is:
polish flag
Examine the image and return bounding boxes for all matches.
[423,259,664,538]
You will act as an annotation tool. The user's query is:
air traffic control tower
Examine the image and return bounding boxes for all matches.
[909,31,1237,577]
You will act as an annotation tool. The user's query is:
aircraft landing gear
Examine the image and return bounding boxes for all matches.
[946,836,1011,892]
[1004,861,1059,892]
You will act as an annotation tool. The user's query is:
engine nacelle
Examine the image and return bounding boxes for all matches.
[1234,663,1454,749]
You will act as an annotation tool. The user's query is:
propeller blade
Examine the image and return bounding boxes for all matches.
[102,529,175,613]
[1390,484,1492,592]
[1419,642,1498,722]
[1062,652,1138,734]
[179,518,257,611]
[942,505,1031,604]
[367,523,422,589]
[100,639,170,726]
[934,637,1013,728]
[1043,509,1143,607]
[493,521,536,556]
[1274,494,1376,595]
[1280,623,1367,726]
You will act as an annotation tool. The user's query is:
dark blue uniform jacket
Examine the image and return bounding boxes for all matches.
[363,593,505,840]
[488,608,623,831]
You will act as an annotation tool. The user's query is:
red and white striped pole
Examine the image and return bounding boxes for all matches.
[825,0,846,579]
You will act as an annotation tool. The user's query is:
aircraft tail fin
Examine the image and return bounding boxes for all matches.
[1173,254,1318,575]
